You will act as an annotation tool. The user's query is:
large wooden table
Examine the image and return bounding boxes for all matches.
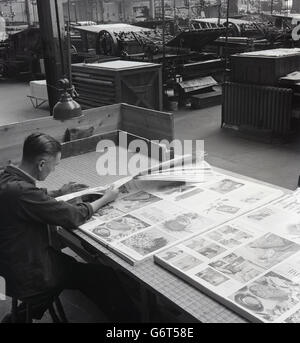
[42,151,289,323]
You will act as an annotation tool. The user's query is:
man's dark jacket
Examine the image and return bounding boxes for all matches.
[0,166,93,299]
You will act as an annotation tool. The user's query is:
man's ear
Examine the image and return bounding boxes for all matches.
[37,159,45,171]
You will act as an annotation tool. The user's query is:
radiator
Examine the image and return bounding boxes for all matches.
[222,82,293,136]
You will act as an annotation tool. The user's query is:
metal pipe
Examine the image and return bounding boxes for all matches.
[187,0,190,27]
[36,0,66,113]
[161,0,167,85]
[218,0,221,25]
[271,0,273,14]
[162,0,165,68]
[55,0,65,76]
[72,2,78,22]
[24,0,32,26]
[149,0,155,19]
[95,0,99,23]
[67,0,72,86]
[174,0,176,19]
[224,0,230,80]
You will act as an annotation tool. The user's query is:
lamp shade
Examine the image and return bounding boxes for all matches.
[53,91,82,120]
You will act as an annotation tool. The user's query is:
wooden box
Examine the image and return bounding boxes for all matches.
[0,103,173,170]
[72,60,163,111]
[230,49,300,86]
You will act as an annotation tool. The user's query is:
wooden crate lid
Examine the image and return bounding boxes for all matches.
[233,48,300,58]
[74,60,160,71]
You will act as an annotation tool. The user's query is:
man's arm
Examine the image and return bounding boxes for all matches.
[17,186,93,230]
[48,182,89,198]
[48,189,62,198]
[90,188,119,213]
[17,186,119,230]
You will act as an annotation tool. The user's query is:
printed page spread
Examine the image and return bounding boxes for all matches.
[59,165,284,265]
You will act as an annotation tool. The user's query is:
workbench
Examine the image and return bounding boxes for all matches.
[42,153,288,323]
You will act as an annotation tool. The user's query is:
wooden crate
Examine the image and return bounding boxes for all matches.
[0,103,173,170]
[230,49,300,86]
[72,60,163,111]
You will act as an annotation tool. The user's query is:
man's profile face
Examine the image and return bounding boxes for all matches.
[37,152,61,181]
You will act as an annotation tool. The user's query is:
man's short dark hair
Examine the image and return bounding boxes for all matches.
[22,133,62,162]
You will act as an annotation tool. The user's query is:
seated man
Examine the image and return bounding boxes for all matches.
[0,133,139,322]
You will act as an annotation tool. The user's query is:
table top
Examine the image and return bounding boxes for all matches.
[41,151,289,323]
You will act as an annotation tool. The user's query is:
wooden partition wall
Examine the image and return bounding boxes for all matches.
[0,103,173,170]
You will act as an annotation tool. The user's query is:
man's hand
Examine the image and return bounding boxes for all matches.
[102,188,119,205]
[59,182,89,196]
[90,187,119,214]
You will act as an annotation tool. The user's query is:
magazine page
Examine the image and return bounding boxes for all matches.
[79,197,217,263]
[171,176,284,222]
[58,164,284,265]
[155,207,300,323]
[239,194,300,244]
[77,172,223,263]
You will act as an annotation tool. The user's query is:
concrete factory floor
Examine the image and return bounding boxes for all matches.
[1,79,300,322]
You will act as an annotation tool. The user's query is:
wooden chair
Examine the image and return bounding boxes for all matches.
[11,296,68,323]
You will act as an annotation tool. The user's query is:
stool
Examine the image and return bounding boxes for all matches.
[11,296,68,323]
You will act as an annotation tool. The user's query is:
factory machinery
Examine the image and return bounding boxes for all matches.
[71,18,298,107]
[73,23,225,72]
[72,22,227,106]
[1,15,297,108]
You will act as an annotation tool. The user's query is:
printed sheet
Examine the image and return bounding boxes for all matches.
[64,170,284,265]
[154,194,300,323]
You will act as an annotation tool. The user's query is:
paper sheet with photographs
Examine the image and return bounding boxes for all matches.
[154,193,300,323]
[71,171,283,265]
[136,160,216,183]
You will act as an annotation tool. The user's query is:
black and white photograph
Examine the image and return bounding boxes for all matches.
[208,179,245,195]
[157,247,185,261]
[236,233,300,269]
[195,267,229,287]
[230,271,300,322]
[118,227,177,257]
[285,308,300,323]
[1,0,300,326]
[132,200,185,225]
[93,203,126,222]
[200,198,243,220]
[209,254,265,283]
[88,214,150,242]
[184,237,226,259]
[113,190,162,213]
[157,211,215,238]
[206,225,254,248]
[246,208,276,222]
[169,253,203,272]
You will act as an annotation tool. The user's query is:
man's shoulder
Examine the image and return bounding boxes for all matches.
[0,176,38,197]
